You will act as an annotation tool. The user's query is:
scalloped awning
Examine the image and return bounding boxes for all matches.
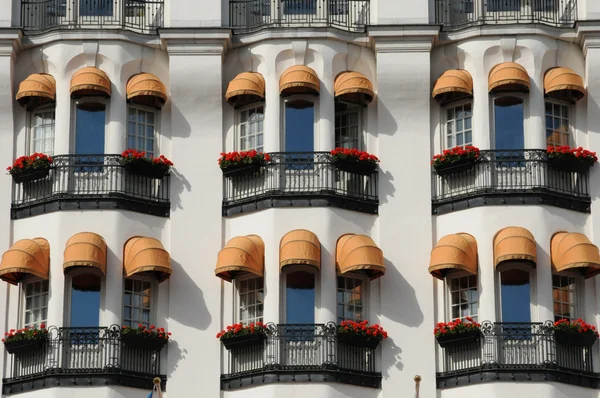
[551,232,600,278]
[336,234,385,280]
[432,69,473,104]
[126,73,167,109]
[216,235,264,282]
[16,73,56,110]
[334,71,374,106]
[544,67,585,102]
[124,237,171,283]
[226,72,266,108]
[280,65,320,96]
[70,67,111,98]
[280,229,321,270]
[489,62,530,94]
[63,232,107,275]
[429,233,477,280]
[0,238,50,285]
[494,227,537,267]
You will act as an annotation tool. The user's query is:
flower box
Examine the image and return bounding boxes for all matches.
[555,329,597,348]
[221,162,263,178]
[4,338,46,354]
[436,330,481,349]
[334,159,378,176]
[121,333,168,351]
[433,157,476,177]
[338,333,381,349]
[548,157,591,174]
[12,168,50,184]
[221,333,265,350]
[124,162,170,179]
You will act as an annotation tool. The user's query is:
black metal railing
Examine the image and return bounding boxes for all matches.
[222,323,381,389]
[229,0,369,33]
[3,326,165,393]
[438,321,593,376]
[11,154,170,219]
[222,152,378,216]
[21,0,164,33]
[431,149,591,214]
[434,0,577,30]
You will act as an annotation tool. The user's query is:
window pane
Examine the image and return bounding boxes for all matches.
[494,97,524,150]
[238,106,264,152]
[70,274,101,327]
[123,277,153,327]
[75,103,105,154]
[285,101,314,152]
[238,277,264,324]
[500,269,531,322]
[286,271,315,324]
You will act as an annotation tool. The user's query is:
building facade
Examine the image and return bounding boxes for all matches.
[0,0,600,397]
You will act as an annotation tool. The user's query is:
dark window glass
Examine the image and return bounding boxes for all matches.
[283,0,317,15]
[500,269,531,323]
[70,274,101,327]
[487,0,520,12]
[286,271,315,324]
[79,0,113,16]
[75,103,106,155]
[285,100,314,152]
[494,97,524,150]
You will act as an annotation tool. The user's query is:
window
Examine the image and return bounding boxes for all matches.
[285,270,315,324]
[238,277,264,324]
[31,110,55,156]
[545,102,569,147]
[494,96,524,150]
[285,100,314,152]
[553,274,577,322]
[127,107,155,157]
[335,102,361,149]
[448,275,478,321]
[283,0,317,15]
[79,0,113,16]
[499,269,531,323]
[23,280,49,328]
[487,0,520,11]
[123,278,152,327]
[69,273,101,327]
[445,103,472,149]
[337,276,365,323]
[238,105,264,152]
[75,102,106,155]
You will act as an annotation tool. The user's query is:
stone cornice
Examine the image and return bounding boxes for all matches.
[438,23,576,46]
[231,27,370,48]
[368,25,439,53]
[575,21,600,55]
[20,29,161,49]
[159,28,231,56]
[0,29,22,58]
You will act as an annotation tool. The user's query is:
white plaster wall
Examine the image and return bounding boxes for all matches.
[439,382,600,398]
[2,385,170,398]
[224,382,382,398]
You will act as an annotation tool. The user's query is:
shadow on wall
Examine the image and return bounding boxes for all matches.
[544,206,588,229]
[168,259,211,330]
[375,99,399,137]
[382,258,424,327]
[330,207,377,232]
[375,97,399,206]
[330,382,382,398]
[381,336,403,379]
[165,338,188,379]
[378,169,396,205]
[168,101,192,139]
[554,383,600,398]
[170,168,191,212]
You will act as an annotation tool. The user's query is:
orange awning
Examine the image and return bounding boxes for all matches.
[493,227,536,267]
[336,234,385,280]
[124,237,171,283]
[0,238,50,285]
[551,232,600,278]
[16,73,56,110]
[225,72,266,108]
[63,232,107,275]
[215,235,264,282]
[488,62,530,94]
[334,71,374,106]
[432,69,473,104]
[429,233,477,280]
[544,67,585,102]
[280,229,321,270]
[70,67,111,98]
[280,65,320,96]
[126,73,167,109]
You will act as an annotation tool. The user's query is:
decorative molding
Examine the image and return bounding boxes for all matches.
[82,42,99,67]
[292,40,307,65]
[368,26,439,53]
[500,37,516,63]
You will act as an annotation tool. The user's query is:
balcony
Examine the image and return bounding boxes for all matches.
[229,0,369,34]
[221,324,381,390]
[437,321,600,389]
[2,326,166,394]
[11,154,170,220]
[434,0,577,31]
[222,152,378,216]
[21,0,164,34]
[431,149,591,215]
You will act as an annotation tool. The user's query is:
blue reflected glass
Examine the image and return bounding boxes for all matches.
[494,97,524,150]
[76,104,106,155]
[501,269,531,323]
[286,271,315,324]
[285,101,314,152]
[70,274,101,328]
[79,0,113,16]
[283,0,317,15]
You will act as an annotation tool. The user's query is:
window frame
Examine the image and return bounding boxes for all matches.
[280,265,320,324]
[126,104,159,157]
[495,263,537,323]
[63,267,105,327]
[28,105,56,157]
[234,273,265,325]
[336,272,369,323]
[490,93,529,151]
[281,95,318,152]
[551,271,583,322]
[445,271,479,322]
[70,98,110,155]
[443,100,473,150]
[235,103,265,152]
[334,101,364,150]
[544,99,572,148]
[122,275,157,328]
[20,277,49,329]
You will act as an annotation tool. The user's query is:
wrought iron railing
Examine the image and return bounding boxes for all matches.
[222,152,378,216]
[21,0,164,33]
[438,321,594,375]
[11,154,170,219]
[229,0,369,33]
[434,0,577,30]
[223,323,378,377]
[431,149,591,214]
[3,326,165,392]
